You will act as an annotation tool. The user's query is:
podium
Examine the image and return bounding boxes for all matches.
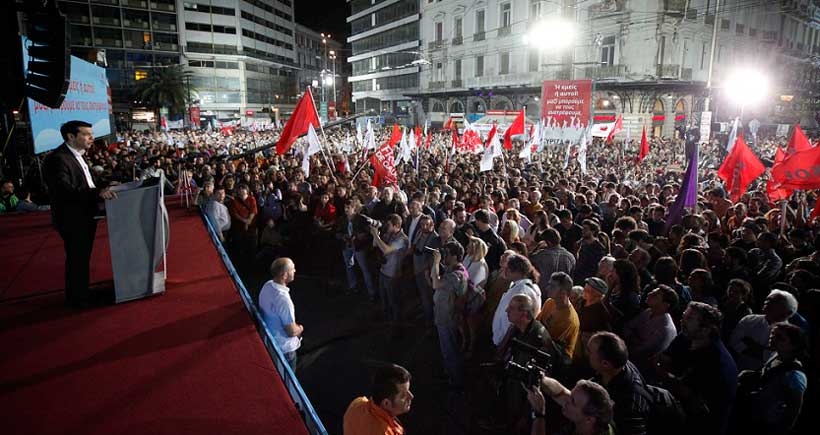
[105,175,170,303]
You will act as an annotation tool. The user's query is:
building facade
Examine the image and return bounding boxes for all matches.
[347,0,421,120]
[179,0,298,126]
[57,0,183,124]
[294,24,346,120]
[415,0,820,137]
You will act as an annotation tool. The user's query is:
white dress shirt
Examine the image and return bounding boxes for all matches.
[491,278,542,346]
[258,280,301,353]
[67,144,96,188]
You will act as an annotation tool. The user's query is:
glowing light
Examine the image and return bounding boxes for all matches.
[523,18,576,50]
[725,69,769,106]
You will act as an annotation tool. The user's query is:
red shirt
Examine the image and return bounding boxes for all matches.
[314,202,337,225]
[230,195,258,225]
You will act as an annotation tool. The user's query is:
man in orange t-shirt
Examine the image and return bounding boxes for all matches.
[536,272,580,359]
[343,364,413,435]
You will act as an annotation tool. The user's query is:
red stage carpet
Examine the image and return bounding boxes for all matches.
[0,205,309,435]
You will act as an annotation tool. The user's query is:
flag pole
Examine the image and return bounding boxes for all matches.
[307,87,338,184]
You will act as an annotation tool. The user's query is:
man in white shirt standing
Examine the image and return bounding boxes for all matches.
[259,257,303,367]
[492,253,542,347]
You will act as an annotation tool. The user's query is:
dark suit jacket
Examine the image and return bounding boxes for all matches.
[43,143,102,230]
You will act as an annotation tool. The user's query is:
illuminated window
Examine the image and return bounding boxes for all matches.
[134,70,148,81]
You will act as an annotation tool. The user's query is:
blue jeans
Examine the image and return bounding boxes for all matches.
[354,249,378,299]
[436,321,464,387]
[342,247,357,290]
[380,273,401,322]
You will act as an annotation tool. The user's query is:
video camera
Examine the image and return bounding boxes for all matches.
[359,214,382,230]
[502,338,553,386]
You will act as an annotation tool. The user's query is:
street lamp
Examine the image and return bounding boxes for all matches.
[522,18,576,49]
[725,68,769,119]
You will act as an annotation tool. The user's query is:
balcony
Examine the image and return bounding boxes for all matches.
[474,31,485,41]
[152,21,177,32]
[95,38,123,48]
[452,36,463,46]
[498,26,511,37]
[429,81,446,90]
[122,19,150,29]
[150,2,175,12]
[428,40,444,50]
[663,0,686,16]
[451,79,462,88]
[656,64,692,80]
[92,16,121,26]
[583,64,627,79]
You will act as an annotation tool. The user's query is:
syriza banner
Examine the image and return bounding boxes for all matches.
[540,80,592,142]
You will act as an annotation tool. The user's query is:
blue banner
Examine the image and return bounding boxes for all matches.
[22,36,112,154]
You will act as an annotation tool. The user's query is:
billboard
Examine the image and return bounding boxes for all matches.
[22,36,112,154]
[540,79,592,128]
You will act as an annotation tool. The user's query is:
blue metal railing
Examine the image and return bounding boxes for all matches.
[199,209,328,435]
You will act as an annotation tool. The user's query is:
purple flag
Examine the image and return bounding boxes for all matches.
[665,147,698,231]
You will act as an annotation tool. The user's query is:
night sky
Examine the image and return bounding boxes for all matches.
[295,2,350,42]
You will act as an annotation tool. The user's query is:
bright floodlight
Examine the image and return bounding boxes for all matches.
[323,76,333,86]
[523,18,575,49]
[725,69,769,106]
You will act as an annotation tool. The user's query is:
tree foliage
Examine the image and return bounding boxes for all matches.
[133,66,195,115]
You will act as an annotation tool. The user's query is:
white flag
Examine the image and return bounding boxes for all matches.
[306,123,322,157]
[726,117,739,152]
[562,139,572,169]
[480,144,495,172]
[356,123,363,146]
[301,146,311,177]
[365,119,376,150]
[578,127,589,175]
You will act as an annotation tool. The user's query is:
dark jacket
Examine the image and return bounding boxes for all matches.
[43,144,103,231]
[593,361,650,435]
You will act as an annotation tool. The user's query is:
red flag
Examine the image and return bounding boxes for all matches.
[638,126,649,162]
[717,135,765,202]
[388,123,402,147]
[370,143,397,187]
[461,124,483,153]
[414,126,422,146]
[766,147,793,203]
[443,117,453,130]
[276,88,320,154]
[503,111,525,150]
[606,115,623,144]
[486,122,498,146]
[452,127,459,151]
[425,133,432,149]
[786,124,812,156]
[771,141,820,190]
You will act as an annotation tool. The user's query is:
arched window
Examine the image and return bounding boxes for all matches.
[432,101,445,112]
[449,100,464,113]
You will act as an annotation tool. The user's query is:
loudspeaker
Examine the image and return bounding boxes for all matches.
[23,0,70,109]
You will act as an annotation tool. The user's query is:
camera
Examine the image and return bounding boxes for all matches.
[502,338,553,386]
[504,359,547,387]
[359,214,382,230]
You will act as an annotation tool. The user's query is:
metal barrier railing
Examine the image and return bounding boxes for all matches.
[199,209,328,435]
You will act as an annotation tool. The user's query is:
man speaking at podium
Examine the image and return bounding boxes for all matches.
[44,120,118,308]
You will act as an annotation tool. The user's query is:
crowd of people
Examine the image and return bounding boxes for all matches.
[3,120,818,435]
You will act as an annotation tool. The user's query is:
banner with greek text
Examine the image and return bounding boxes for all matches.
[22,37,113,154]
[540,80,592,142]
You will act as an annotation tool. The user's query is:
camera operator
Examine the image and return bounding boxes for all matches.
[371,214,409,327]
[430,242,468,388]
[498,294,557,432]
[526,379,614,435]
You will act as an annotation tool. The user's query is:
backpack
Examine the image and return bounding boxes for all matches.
[640,384,687,435]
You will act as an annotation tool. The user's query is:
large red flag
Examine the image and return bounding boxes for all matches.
[717,135,765,202]
[606,115,623,144]
[451,126,459,151]
[786,124,812,156]
[370,143,398,187]
[503,111,525,150]
[387,123,402,147]
[638,126,649,162]
[771,143,820,190]
[414,125,422,146]
[276,88,320,154]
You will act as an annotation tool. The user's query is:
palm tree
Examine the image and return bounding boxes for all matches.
[133,65,195,120]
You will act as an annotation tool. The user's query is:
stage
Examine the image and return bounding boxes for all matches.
[0,203,310,435]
